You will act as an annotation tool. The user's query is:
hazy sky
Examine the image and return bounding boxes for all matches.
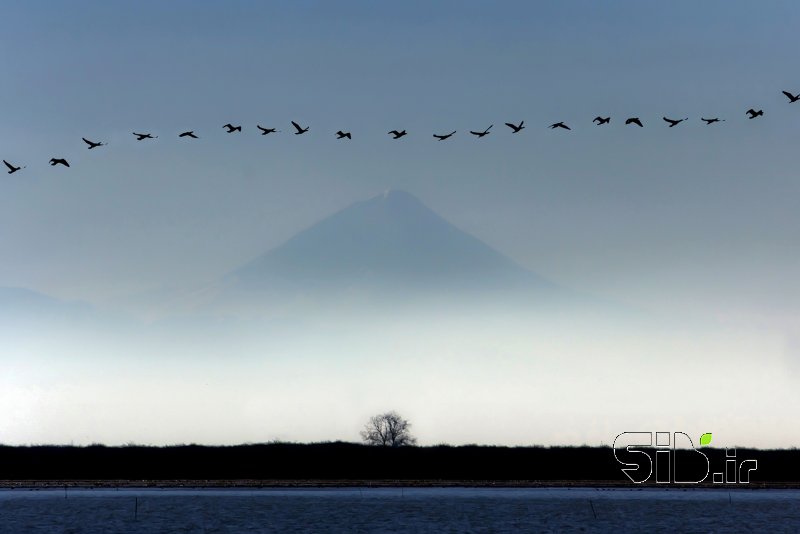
[1,1,799,446]
[1,0,798,317]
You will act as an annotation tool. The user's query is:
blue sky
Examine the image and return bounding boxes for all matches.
[1,1,799,446]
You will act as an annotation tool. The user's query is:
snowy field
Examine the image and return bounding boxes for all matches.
[1,487,799,532]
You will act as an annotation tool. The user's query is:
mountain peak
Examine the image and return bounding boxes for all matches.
[228,190,553,298]
[378,188,418,202]
[358,189,432,217]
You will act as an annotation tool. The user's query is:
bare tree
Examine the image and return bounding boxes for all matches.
[360,411,417,447]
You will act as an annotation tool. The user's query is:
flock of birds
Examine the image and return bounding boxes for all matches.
[3,90,800,175]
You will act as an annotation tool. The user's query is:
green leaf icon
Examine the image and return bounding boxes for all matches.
[700,433,713,446]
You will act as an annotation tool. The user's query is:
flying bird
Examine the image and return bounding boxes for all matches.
[133,132,157,141]
[593,116,610,125]
[179,131,199,139]
[625,117,644,127]
[505,121,525,133]
[433,130,456,140]
[49,158,69,167]
[701,117,724,125]
[549,122,571,130]
[746,109,764,119]
[663,117,688,127]
[336,130,352,139]
[223,123,242,133]
[782,91,800,103]
[388,130,407,139]
[257,125,278,135]
[3,160,23,174]
[291,121,309,135]
[469,125,493,138]
[82,137,105,149]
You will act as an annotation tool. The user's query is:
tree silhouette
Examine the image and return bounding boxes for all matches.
[360,411,417,447]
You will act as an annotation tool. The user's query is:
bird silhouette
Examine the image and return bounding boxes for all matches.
[701,117,724,125]
[593,116,610,125]
[3,160,24,174]
[433,130,456,140]
[663,117,688,127]
[505,121,525,133]
[257,125,278,135]
[469,125,493,138]
[179,131,199,139]
[223,124,242,133]
[549,122,571,130]
[49,158,69,167]
[746,109,764,119]
[625,117,644,127]
[388,130,407,139]
[336,130,352,139]
[82,138,105,149]
[133,132,157,141]
[782,91,800,103]
[291,121,309,135]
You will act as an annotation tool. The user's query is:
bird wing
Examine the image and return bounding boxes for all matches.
[504,123,515,129]
[291,121,302,132]
[64,161,70,167]
[82,137,92,145]
[783,91,794,100]
[3,160,14,171]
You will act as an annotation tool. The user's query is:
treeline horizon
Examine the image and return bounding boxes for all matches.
[2,441,798,452]
[1,442,798,483]
[2,439,797,449]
